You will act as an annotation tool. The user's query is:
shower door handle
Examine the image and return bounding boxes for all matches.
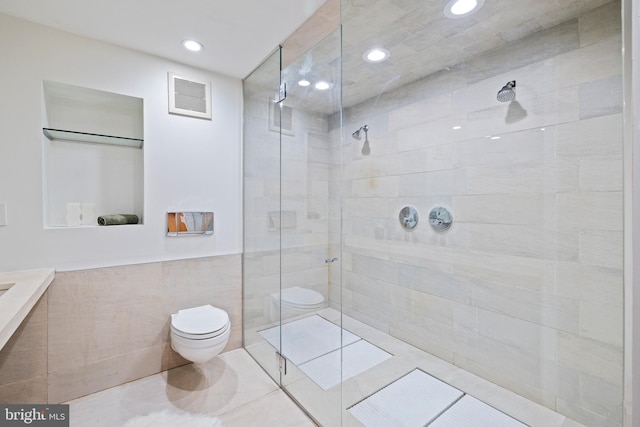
[325,257,338,264]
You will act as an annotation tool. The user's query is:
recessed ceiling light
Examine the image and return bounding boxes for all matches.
[490,136,501,140]
[298,79,311,87]
[444,0,484,19]
[363,48,390,63]
[315,81,331,90]
[182,39,203,52]
[452,125,462,130]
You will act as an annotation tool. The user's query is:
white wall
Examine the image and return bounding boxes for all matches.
[0,13,243,271]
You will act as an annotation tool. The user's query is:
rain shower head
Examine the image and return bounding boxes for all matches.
[352,124,369,140]
[497,80,516,102]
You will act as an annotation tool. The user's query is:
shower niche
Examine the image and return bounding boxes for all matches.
[42,81,144,227]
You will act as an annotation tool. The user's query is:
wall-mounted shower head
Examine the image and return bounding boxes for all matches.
[352,124,369,140]
[497,80,516,102]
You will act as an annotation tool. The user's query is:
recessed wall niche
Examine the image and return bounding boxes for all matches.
[42,81,144,227]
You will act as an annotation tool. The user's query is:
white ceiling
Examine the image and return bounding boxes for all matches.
[0,0,327,78]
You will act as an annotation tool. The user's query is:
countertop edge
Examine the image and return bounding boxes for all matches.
[0,268,55,351]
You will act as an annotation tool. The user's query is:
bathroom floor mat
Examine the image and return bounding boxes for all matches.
[258,315,360,365]
[348,369,464,427]
[429,395,527,427]
[298,339,392,390]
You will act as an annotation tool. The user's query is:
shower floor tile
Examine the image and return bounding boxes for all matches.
[254,308,579,427]
[348,369,464,427]
[258,315,360,365]
[430,395,527,427]
[298,340,392,390]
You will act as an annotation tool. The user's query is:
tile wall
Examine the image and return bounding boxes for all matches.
[333,2,623,425]
[0,254,241,403]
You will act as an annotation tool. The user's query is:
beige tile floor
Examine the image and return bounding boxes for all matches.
[66,348,316,427]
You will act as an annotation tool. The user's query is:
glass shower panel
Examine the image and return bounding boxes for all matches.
[338,1,624,426]
[277,29,343,426]
[242,47,284,384]
[242,29,345,426]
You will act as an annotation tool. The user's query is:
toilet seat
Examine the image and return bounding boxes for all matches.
[171,305,229,339]
[171,321,230,340]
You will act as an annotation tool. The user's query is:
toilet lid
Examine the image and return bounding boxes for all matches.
[171,305,229,335]
[280,287,324,306]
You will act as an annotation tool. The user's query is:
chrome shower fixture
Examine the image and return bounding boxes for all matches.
[497,80,516,102]
[352,124,369,140]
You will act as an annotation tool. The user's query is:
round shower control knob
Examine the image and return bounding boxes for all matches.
[399,206,419,229]
[428,207,452,231]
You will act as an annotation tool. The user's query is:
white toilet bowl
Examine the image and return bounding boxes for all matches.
[269,286,326,322]
[170,305,230,364]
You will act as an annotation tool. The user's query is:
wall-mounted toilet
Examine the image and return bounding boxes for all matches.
[170,305,230,364]
[269,286,326,323]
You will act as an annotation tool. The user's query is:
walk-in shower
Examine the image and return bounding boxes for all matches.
[243,1,624,426]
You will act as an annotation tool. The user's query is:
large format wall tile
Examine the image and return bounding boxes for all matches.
[48,343,176,403]
[554,35,621,88]
[48,263,164,373]
[338,4,623,426]
[0,254,246,404]
[554,113,623,160]
[0,376,48,404]
[161,254,242,352]
[578,75,623,120]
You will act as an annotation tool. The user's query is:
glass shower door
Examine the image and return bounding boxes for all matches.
[242,29,346,426]
[276,29,343,426]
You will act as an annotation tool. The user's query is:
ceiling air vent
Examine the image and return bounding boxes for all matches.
[168,72,212,120]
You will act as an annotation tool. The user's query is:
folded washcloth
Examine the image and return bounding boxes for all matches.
[97,214,139,226]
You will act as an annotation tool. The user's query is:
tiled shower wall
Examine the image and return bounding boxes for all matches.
[332,2,622,426]
[243,91,333,336]
[0,254,241,403]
